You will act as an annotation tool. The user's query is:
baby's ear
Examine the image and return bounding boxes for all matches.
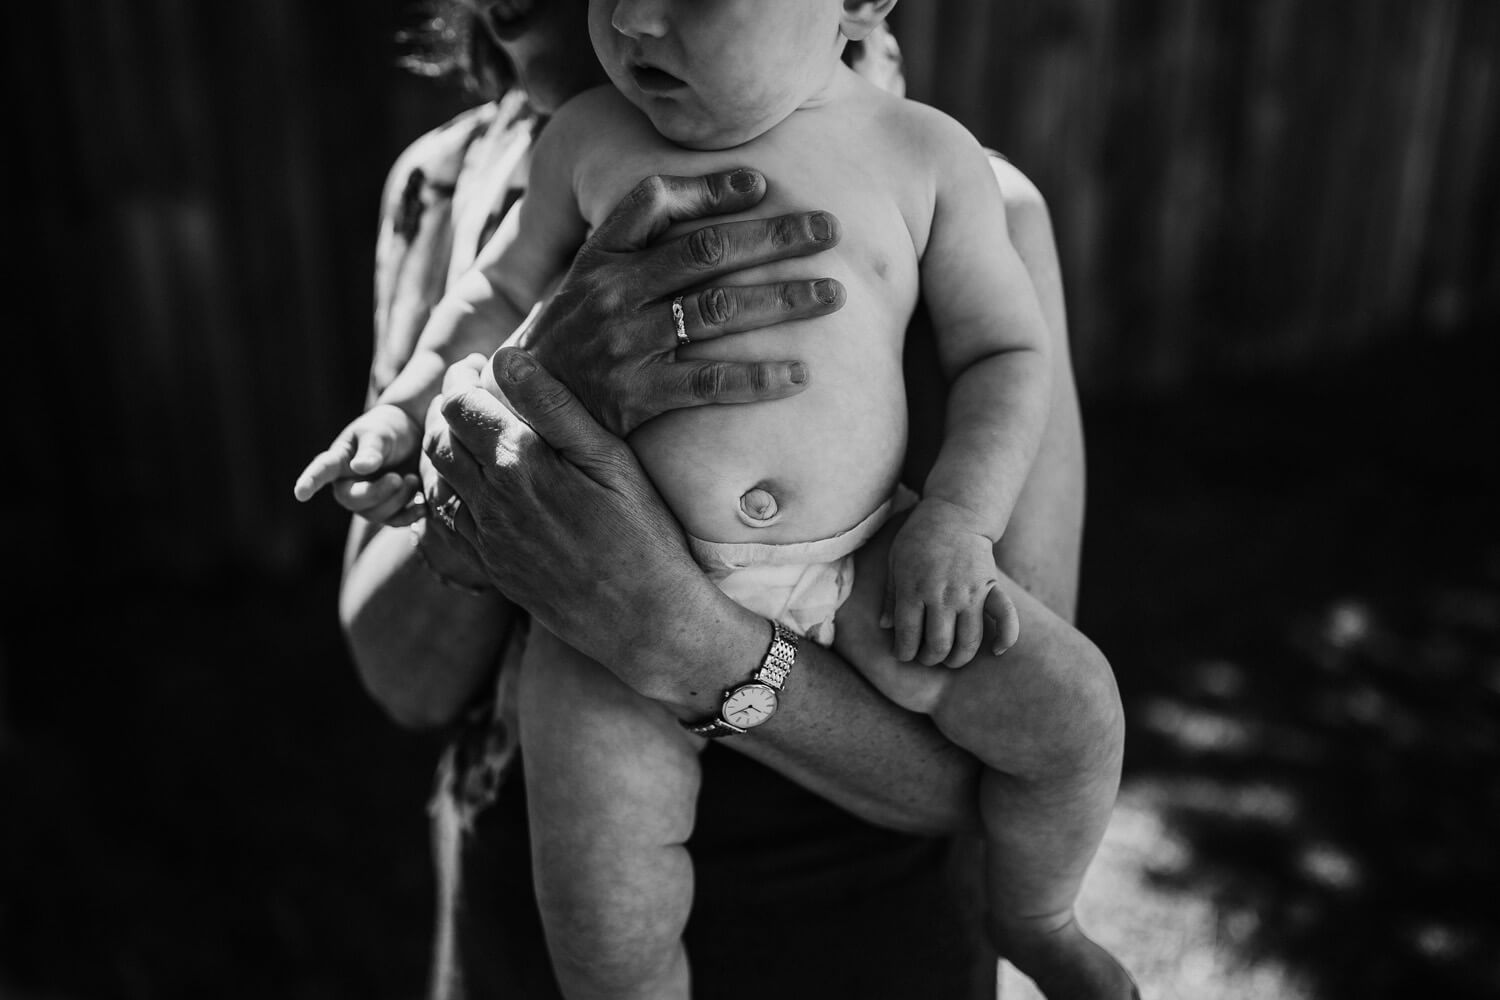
[841,0,898,42]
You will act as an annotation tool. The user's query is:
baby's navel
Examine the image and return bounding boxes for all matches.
[737,485,781,528]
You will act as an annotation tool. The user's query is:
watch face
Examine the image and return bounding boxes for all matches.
[723,683,778,729]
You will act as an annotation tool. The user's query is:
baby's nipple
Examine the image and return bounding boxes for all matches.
[737,486,781,528]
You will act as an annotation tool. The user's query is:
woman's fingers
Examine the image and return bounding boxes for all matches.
[656,359,809,410]
[589,169,768,252]
[423,430,482,547]
[454,348,633,484]
[633,210,842,300]
[586,169,842,294]
[423,357,500,545]
[516,170,846,437]
[670,277,845,345]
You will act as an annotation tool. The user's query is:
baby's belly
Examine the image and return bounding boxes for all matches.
[629,328,908,546]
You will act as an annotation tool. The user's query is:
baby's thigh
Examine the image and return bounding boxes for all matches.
[518,626,702,844]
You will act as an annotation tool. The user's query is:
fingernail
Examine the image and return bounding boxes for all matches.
[729,168,756,193]
[809,212,833,242]
[879,612,892,629]
[504,351,536,383]
[814,278,837,303]
[789,362,808,384]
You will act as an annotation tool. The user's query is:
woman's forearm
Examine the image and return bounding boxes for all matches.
[988,155,1084,621]
[612,572,984,836]
[339,518,515,730]
[741,633,985,835]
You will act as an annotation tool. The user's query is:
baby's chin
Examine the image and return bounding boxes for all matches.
[639,103,777,152]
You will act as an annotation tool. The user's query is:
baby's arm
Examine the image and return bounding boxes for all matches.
[886,119,1053,666]
[294,112,591,509]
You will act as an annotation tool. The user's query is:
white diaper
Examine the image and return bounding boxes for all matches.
[687,486,918,646]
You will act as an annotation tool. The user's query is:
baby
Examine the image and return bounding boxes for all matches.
[298,1,1134,997]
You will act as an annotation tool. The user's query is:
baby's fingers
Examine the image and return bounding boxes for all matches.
[293,438,356,502]
[984,585,1021,655]
[918,604,956,666]
[349,424,400,476]
[945,608,984,668]
[892,597,925,662]
[332,472,417,523]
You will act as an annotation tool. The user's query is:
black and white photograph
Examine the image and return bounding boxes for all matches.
[4,2,1497,998]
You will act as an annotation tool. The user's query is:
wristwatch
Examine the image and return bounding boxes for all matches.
[682,621,799,738]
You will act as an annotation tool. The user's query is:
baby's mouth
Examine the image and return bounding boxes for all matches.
[630,63,687,93]
[484,0,537,42]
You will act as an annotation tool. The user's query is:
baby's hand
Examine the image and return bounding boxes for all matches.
[881,498,1020,667]
[293,404,422,515]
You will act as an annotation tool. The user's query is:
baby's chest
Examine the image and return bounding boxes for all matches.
[578,141,924,305]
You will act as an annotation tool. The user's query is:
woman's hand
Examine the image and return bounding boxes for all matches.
[423,349,724,706]
[508,168,846,436]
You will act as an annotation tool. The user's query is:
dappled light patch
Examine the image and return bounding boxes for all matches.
[1080,336,1500,999]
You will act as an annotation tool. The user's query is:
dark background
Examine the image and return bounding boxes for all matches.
[2,1,1497,998]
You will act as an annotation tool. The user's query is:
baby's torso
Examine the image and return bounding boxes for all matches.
[572,85,934,544]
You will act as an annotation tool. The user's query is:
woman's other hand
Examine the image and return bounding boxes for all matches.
[503,168,846,436]
[423,349,715,705]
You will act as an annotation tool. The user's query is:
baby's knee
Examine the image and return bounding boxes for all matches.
[929,624,1122,786]
[1034,632,1124,781]
[966,629,1122,785]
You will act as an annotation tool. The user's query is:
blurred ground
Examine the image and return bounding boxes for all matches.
[2,330,1496,999]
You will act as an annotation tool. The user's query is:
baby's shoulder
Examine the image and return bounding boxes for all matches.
[815,83,992,246]
[536,86,666,184]
[867,92,988,172]
[544,85,655,149]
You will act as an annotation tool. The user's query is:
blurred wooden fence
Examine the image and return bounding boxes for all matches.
[895,0,1500,388]
[13,1,429,576]
[10,0,1498,575]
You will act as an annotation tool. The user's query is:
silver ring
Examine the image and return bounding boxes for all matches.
[433,493,463,532]
[671,296,690,347]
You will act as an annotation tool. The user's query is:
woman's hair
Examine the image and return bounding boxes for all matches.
[397,1,515,101]
[397,2,866,101]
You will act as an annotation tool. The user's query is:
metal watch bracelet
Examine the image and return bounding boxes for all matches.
[683,620,799,738]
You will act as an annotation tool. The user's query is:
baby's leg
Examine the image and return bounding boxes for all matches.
[519,625,701,1000]
[837,515,1136,1000]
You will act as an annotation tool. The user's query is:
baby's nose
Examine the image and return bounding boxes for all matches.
[611,0,669,39]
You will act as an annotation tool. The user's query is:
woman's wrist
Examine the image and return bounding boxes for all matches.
[616,570,767,715]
